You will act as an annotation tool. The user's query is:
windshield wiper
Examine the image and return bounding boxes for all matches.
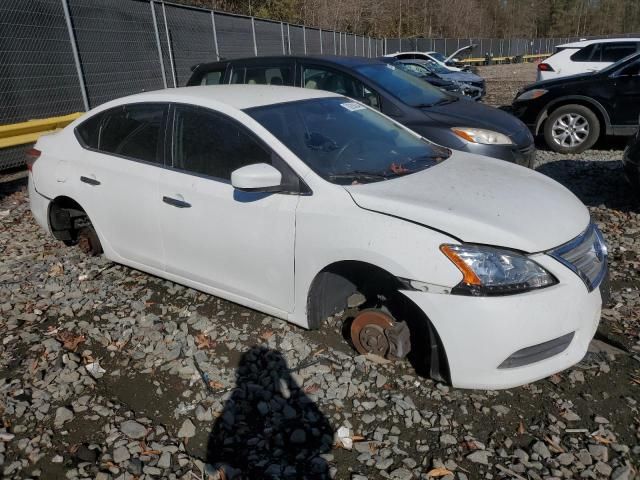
[328,171,392,182]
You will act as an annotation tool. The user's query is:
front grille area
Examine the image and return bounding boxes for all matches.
[548,223,608,292]
[499,332,575,369]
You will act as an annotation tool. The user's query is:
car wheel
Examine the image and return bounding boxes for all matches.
[544,104,600,154]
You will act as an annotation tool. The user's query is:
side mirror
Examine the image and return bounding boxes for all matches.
[231,163,282,193]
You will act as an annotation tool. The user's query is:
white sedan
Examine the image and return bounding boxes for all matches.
[28,85,608,389]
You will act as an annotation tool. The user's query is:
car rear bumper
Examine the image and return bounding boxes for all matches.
[28,175,51,235]
[400,254,602,389]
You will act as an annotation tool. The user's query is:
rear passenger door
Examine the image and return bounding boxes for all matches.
[157,104,298,313]
[74,103,167,269]
[612,59,640,129]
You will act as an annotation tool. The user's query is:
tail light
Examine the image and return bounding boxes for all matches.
[25,147,41,172]
[537,63,554,72]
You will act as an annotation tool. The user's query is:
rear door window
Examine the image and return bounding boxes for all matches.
[301,65,380,110]
[98,104,167,164]
[78,104,167,164]
[230,65,294,86]
[601,42,638,62]
[201,69,226,85]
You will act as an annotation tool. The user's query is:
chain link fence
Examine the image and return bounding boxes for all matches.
[0,0,636,170]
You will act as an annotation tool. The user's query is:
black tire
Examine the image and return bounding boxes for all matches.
[544,104,600,154]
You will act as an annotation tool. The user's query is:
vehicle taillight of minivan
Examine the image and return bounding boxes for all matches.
[25,148,41,172]
[537,63,555,72]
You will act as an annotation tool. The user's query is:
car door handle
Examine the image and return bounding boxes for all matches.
[163,196,191,208]
[80,176,100,186]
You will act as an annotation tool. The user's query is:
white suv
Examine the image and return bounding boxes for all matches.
[538,38,640,81]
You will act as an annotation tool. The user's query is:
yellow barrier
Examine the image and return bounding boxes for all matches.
[457,53,551,65]
[0,112,83,149]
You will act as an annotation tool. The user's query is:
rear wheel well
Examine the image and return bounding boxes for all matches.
[307,260,450,383]
[48,196,91,243]
[541,99,606,136]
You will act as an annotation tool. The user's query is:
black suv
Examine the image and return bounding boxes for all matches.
[187,56,535,167]
[513,52,640,153]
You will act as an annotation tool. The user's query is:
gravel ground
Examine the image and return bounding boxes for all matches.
[1,66,640,480]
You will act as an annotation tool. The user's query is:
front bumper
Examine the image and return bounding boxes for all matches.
[623,145,640,190]
[401,254,603,389]
[464,141,536,168]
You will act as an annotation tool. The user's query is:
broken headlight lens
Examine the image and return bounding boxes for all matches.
[440,244,557,296]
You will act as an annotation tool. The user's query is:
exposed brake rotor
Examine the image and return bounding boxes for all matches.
[350,309,411,361]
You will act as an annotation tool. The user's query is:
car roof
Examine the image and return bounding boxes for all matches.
[558,37,640,48]
[103,85,340,111]
[194,55,384,71]
[384,51,435,57]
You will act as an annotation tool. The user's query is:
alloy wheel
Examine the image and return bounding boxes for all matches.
[551,113,590,148]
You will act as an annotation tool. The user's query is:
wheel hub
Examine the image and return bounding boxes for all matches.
[350,310,411,361]
[551,113,589,148]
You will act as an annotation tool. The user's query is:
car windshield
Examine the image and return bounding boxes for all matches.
[422,60,450,74]
[354,64,451,107]
[246,97,450,185]
[429,52,447,62]
[598,51,640,75]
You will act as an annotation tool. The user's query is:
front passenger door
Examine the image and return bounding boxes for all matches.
[158,104,299,313]
[613,60,640,128]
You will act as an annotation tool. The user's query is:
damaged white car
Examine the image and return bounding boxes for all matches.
[28,85,608,389]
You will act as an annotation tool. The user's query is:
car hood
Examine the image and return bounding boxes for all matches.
[422,98,533,146]
[523,72,597,90]
[345,153,589,253]
[441,71,483,83]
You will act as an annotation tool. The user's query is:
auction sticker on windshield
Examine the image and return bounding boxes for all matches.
[340,102,366,112]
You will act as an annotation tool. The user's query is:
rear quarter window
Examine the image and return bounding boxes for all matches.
[570,44,596,62]
[75,112,103,149]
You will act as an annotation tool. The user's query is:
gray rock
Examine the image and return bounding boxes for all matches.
[120,420,147,439]
[112,446,130,463]
[177,419,196,438]
[611,465,631,480]
[389,467,413,480]
[157,451,171,469]
[466,450,490,465]
[587,444,608,462]
[532,441,551,459]
[440,433,457,446]
[54,407,74,427]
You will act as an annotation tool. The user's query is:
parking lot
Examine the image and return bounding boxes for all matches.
[1,63,639,480]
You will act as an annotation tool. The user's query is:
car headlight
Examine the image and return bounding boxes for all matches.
[440,244,557,296]
[451,127,513,145]
[516,88,547,101]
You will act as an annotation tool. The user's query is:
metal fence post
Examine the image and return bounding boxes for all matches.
[161,2,177,87]
[303,26,307,54]
[60,0,89,110]
[149,1,168,89]
[210,11,220,61]
[281,22,286,54]
[287,23,291,54]
[251,17,258,56]
[354,34,357,56]
[333,30,337,54]
[319,28,323,54]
